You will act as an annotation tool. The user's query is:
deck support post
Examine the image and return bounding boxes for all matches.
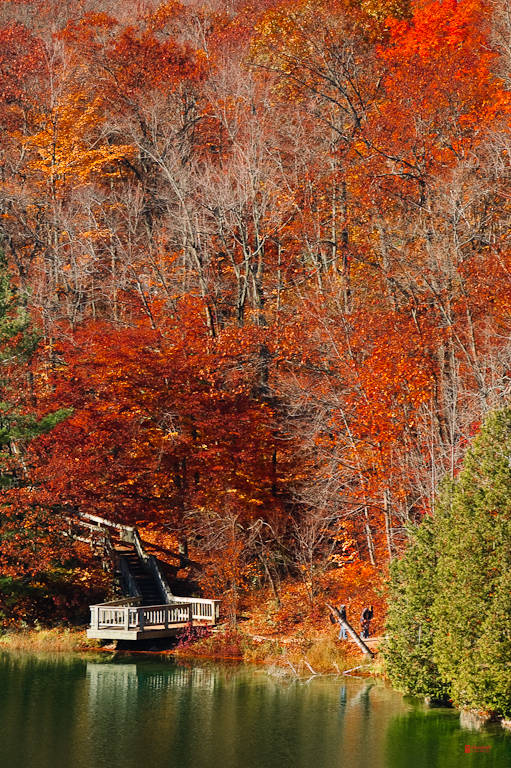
[212,601,221,626]
[124,608,130,631]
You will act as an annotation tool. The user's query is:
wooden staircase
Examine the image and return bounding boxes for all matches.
[68,512,221,641]
[118,546,164,606]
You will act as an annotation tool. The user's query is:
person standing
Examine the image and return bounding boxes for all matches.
[360,605,374,639]
[338,603,348,640]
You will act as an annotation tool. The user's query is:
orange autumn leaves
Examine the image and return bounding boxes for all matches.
[33,308,288,534]
[1,0,511,606]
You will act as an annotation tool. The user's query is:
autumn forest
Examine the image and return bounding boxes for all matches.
[0,0,511,695]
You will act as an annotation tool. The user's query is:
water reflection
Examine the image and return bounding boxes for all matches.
[0,652,510,768]
[385,707,511,768]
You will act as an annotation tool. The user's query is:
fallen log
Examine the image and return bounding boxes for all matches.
[326,603,375,659]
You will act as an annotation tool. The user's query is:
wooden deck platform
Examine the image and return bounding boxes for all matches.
[87,597,221,641]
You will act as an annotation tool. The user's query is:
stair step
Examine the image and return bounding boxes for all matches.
[118,544,169,607]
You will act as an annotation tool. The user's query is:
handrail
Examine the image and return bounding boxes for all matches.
[93,597,141,608]
[74,512,221,632]
[118,555,142,600]
[147,554,174,603]
[78,512,136,536]
[172,596,221,624]
[131,528,174,604]
[89,597,219,632]
[78,513,174,604]
[65,517,114,551]
[90,602,193,632]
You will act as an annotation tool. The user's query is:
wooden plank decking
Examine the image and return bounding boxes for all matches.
[87,596,221,641]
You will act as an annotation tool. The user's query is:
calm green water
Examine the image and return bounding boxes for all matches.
[0,653,510,768]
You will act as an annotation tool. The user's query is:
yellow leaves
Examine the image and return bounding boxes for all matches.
[149,0,185,31]
[78,229,113,241]
[23,90,136,191]
[250,0,327,88]
[162,430,179,440]
[360,0,411,23]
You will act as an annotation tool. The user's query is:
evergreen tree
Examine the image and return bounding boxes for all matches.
[464,569,511,715]
[432,408,511,717]
[0,250,72,623]
[0,250,69,487]
[385,408,511,716]
[384,509,450,701]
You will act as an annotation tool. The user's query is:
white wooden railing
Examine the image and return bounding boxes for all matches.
[172,597,221,624]
[77,513,176,604]
[89,597,221,633]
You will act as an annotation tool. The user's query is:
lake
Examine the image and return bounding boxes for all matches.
[0,652,510,768]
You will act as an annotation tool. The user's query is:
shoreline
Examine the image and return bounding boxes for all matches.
[2,625,509,731]
[0,623,374,672]
[0,626,98,654]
